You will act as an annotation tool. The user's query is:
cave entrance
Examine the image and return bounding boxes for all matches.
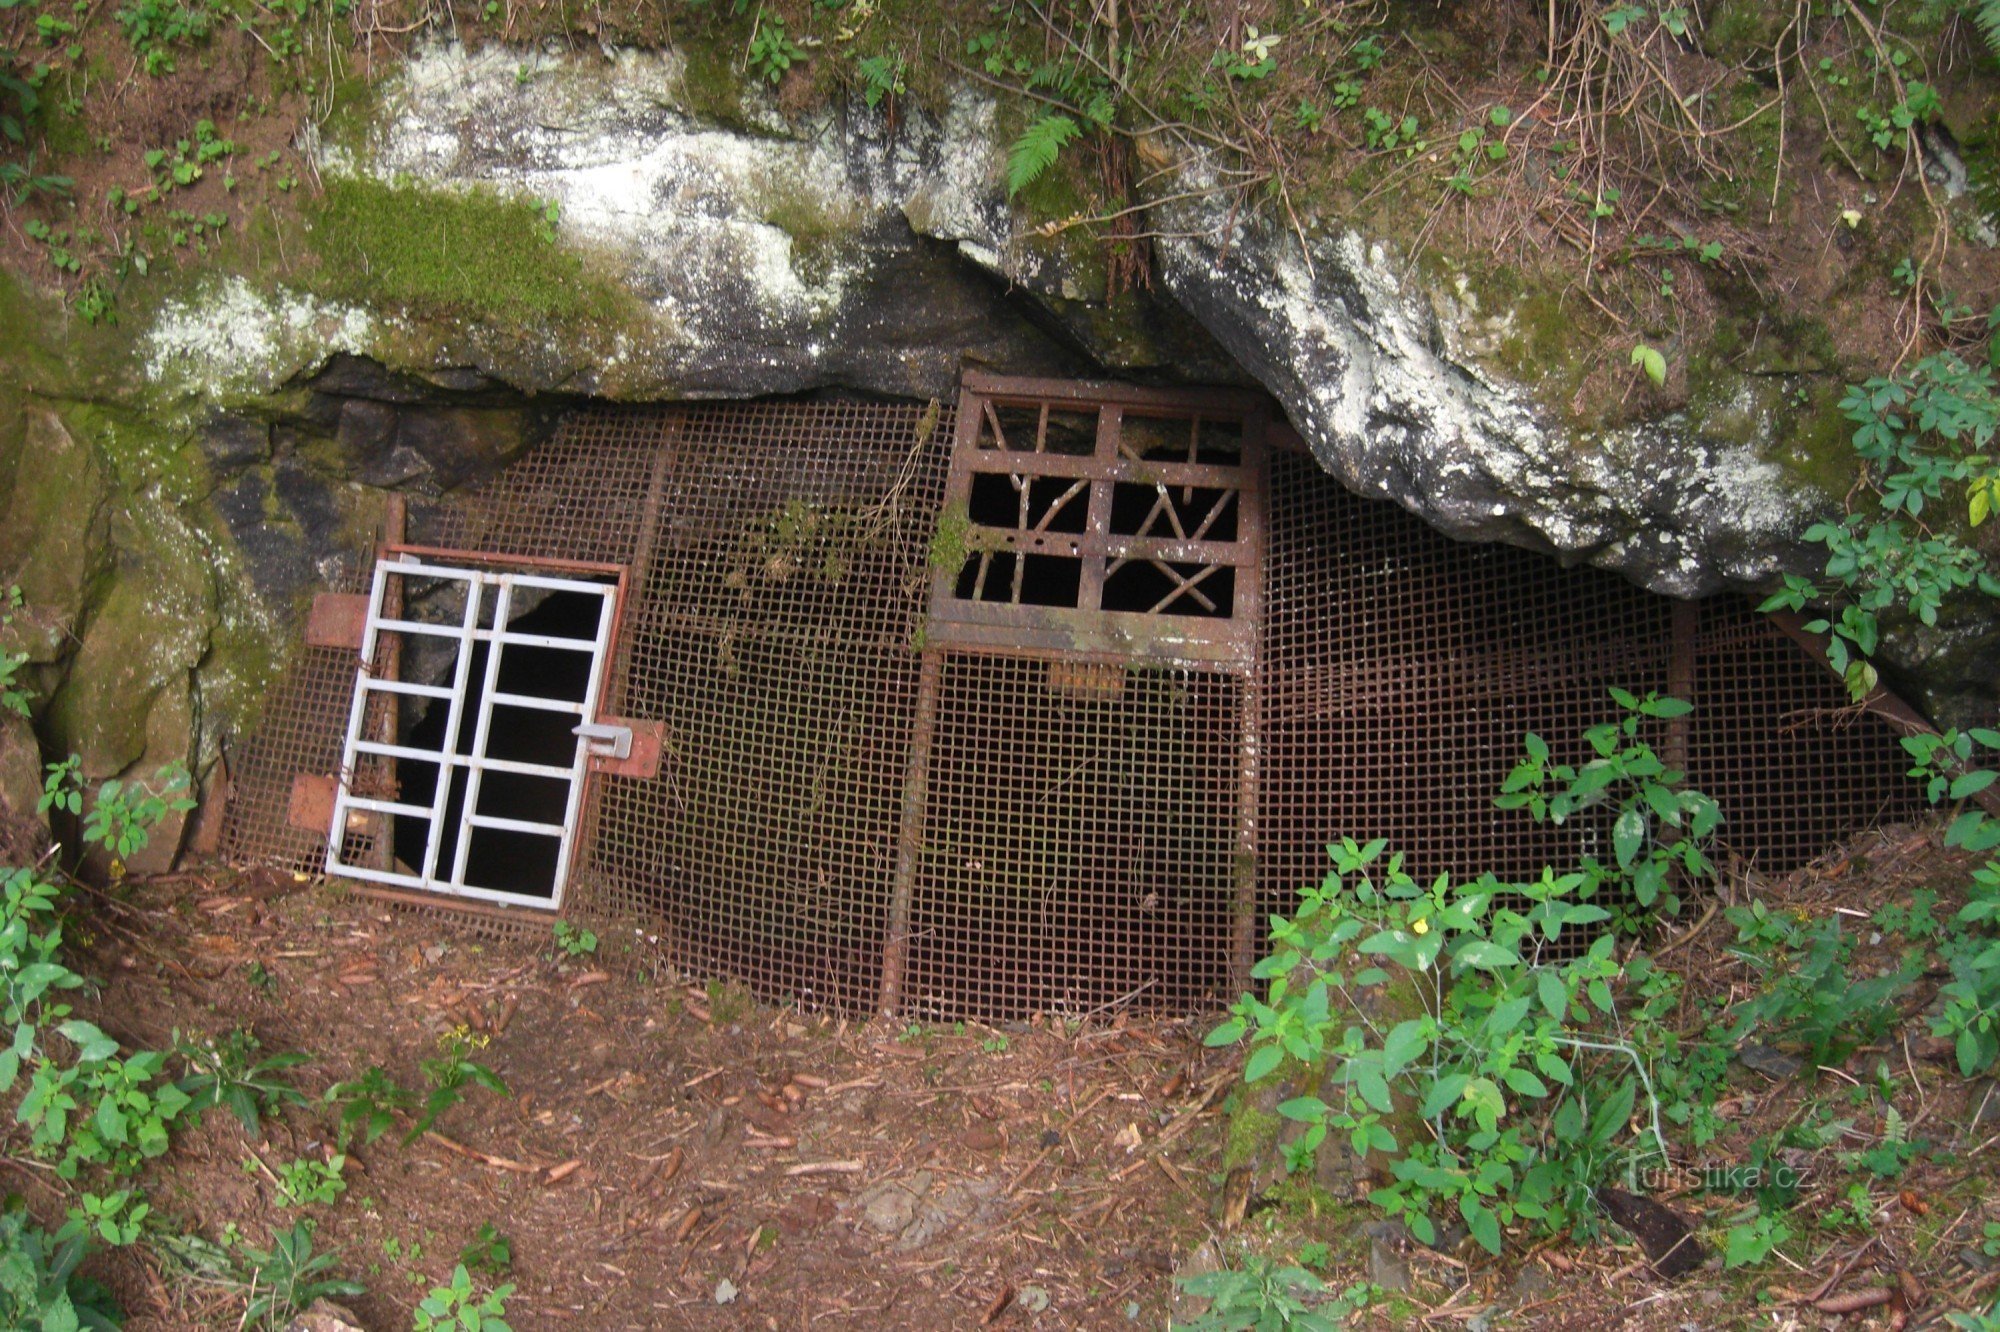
[321,551,623,910]
[224,376,1933,1018]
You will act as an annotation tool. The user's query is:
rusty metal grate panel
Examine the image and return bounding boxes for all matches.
[1256,446,1928,923]
[927,373,1266,668]
[222,384,1933,1016]
[1685,598,1928,871]
[220,559,376,875]
[895,653,1246,1020]
[569,399,951,1012]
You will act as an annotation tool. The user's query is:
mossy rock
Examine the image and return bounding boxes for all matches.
[0,409,114,663]
[44,516,216,779]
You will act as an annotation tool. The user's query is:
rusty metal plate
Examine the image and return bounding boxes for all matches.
[304,593,370,650]
[286,773,338,834]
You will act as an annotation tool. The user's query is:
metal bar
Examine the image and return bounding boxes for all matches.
[418,574,483,885]
[358,678,455,700]
[372,494,407,872]
[960,369,1268,416]
[880,649,943,1017]
[486,691,587,714]
[382,543,630,579]
[466,813,566,837]
[448,577,516,892]
[345,796,436,818]
[959,453,1246,486]
[547,582,619,911]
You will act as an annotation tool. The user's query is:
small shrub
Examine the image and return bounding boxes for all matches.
[0,1201,122,1330]
[551,920,596,958]
[238,1223,364,1329]
[325,1065,417,1148]
[413,1264,513,1332]
[406,1028,508,1145]
[174,1028,309,1136]
[273,1155,346,1209]
[458,1223,511,1276]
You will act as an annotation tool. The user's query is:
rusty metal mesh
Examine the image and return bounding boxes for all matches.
[899,655,1246,1019]
[1257,447,1926,924]
[221,389,1930,1015]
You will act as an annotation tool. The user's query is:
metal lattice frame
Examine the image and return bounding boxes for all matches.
[324,554,619,910]
[221,382,1931,1016]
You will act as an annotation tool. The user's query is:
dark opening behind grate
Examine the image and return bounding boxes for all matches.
[221,385,1929,1017]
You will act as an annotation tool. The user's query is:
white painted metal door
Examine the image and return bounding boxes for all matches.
[324,554,617,910]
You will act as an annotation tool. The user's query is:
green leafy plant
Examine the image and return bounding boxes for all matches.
[0,1200,122,1331]
[457,1223,511,1276]
[406,1027,508,1145]
[1723,910,1919,1065]
[1721,1205,1792,1268]
[854,51,904,109]
[1006,113,1080,197]
[747,16,804,84]
[112,0,213,74]
[1174,1255,1366,1331]
[81,761,195,868]
[1630,343,1667,387]
[1494,689,1719,925]
[62,1189,149,1247]
[1209,698,1713,1254]
[273,1155,346,1209]
[325,1065,417,1148]
[174,1028,309,1136]
[238,1222,364,1330]
[552,920,597,958]
[413,1264,513,1332]
[1762,336,2000,1075]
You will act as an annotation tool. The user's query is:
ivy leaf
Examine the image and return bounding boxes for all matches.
[1276,1095,1329,1123]
[1244,1044,1285,1084]
[1630,343,1667,386]
[1612,808,1646,870]
[1006,114,1081,197]
[1460,1196,1503,1255]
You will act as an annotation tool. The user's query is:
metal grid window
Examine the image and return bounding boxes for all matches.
[927,373,1266,670]
[324,553,619,910]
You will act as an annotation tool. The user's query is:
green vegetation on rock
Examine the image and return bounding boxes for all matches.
[304,175,632,328]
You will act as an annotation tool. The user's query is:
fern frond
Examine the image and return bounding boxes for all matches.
[1006,113,1080,198]
[1968,0,2000,58]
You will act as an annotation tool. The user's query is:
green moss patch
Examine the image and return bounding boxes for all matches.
[303,176,635,328]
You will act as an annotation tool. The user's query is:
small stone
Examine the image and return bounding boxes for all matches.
[285,1301,366,1332]
[1365,1220,1411,1293]
[1735,1042,1805,1080]
[858,1184,919,1236]
[1171,1239,1224,1323]
[1016,1285,1051,1313]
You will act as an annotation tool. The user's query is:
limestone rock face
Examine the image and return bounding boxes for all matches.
[24,37,1975,763]
[160,42,1816,605]
[1151,199,1813,598]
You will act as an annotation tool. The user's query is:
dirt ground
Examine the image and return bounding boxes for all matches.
[9,826,2000,1330]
